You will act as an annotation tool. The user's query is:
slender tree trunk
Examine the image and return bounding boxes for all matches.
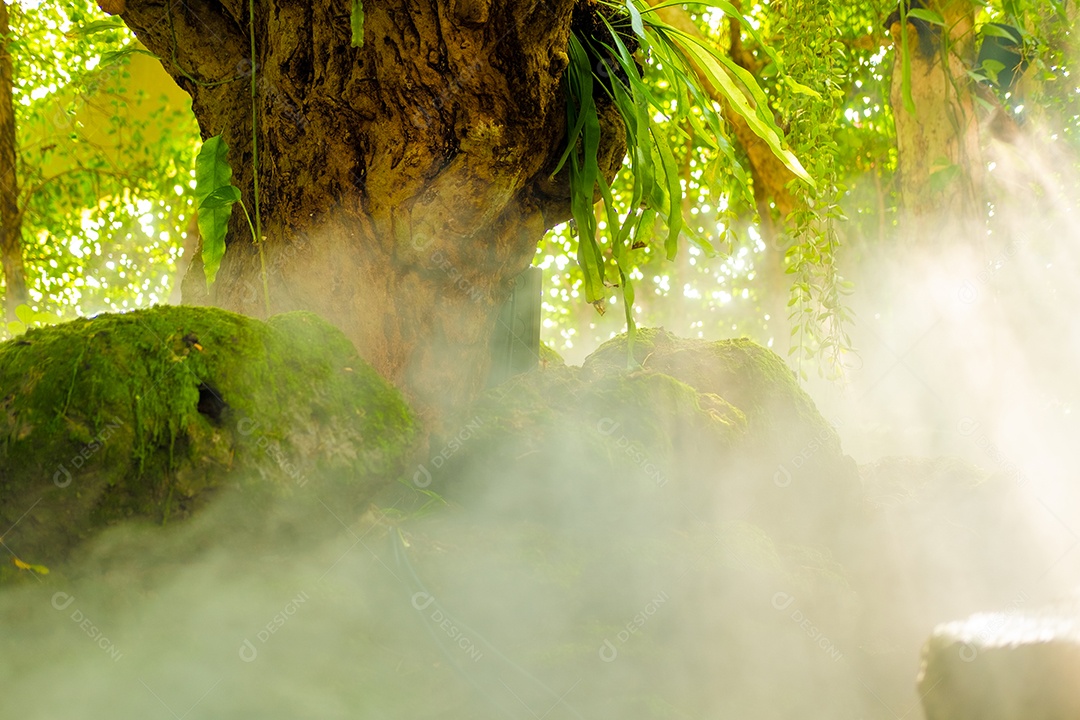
[113,0,625,424]
[0,0,29,322]
[888,0,983,242]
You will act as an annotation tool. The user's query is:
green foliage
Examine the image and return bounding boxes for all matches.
[194,135,240,286]
[771,0,853,379]
[2,0,200,327]
[4,303,60,337]
[350,0,365,48]
[558,0,812,357]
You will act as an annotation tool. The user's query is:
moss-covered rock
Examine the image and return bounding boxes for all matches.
[414,328,859,547]
[585,329,862,541]
[0,306,415,577]
[539,341,565,368]
[414,360,745,529]
[584,328,841,451]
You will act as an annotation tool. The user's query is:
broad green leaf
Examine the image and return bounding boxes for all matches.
[981,23,1022,41]
[195,135,239,286]
[195,136,235,206]
[929,160,961,193]
[906,8,944,26]
[664,27,814,187]
[351,0,365,48]
[15,304,35,325]
[784,75,822,99]
[201,184,242,209]
[979,58,1005,85]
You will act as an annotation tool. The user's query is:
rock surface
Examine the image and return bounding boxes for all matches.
[0,306,415,579]
[426,328,860,544]
[919,593,1080,720]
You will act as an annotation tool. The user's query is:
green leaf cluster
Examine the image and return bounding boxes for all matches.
[557,0,812,357]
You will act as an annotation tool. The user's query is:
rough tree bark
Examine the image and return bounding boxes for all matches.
[0,0,29,322]
[887,0,983,239]
[109,0,625,424]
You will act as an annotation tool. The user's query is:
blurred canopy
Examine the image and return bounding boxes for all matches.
[1,0,1077,369]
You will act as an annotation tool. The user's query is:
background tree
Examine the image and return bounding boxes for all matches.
[0,0,196,328]
[0,0,28,321]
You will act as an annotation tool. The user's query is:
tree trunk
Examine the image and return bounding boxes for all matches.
[0,0,29,322]
[112,0,625,424]
[888,0,983,241]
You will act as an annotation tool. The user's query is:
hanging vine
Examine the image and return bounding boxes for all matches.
[773,0,854,379]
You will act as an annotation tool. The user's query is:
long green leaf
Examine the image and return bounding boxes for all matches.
[661,25,814,187]
[194,135,239,286]
[350,0,365,48]
[195,136,234,205]
[651,125,682,260]
[906,8,944,26]
[625,0,646,39]
[639,0,794,82]
[551,35,596,178]
[201,185,242,209]
[898,2,916,114]
[562,34,606,302]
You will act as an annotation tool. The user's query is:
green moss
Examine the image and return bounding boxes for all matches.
[538,341,565,368]
[416,353,747,531]
[584,328,839,450]
[0,306,415,575]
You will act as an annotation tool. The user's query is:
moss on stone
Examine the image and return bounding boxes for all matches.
[415,327,862,549]
[414,359,747,530]
[584,328,840,451]
[538,341,565,368]
[0,306,415,578]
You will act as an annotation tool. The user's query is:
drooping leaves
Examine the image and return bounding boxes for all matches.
[557,0,813,360]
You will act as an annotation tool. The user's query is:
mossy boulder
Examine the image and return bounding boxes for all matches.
[418,362,745,528]
[539,341,565,368]
[584,328,841,452]
[420,328,859,545]
[0,306,415,576]
[586,329,862,541]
